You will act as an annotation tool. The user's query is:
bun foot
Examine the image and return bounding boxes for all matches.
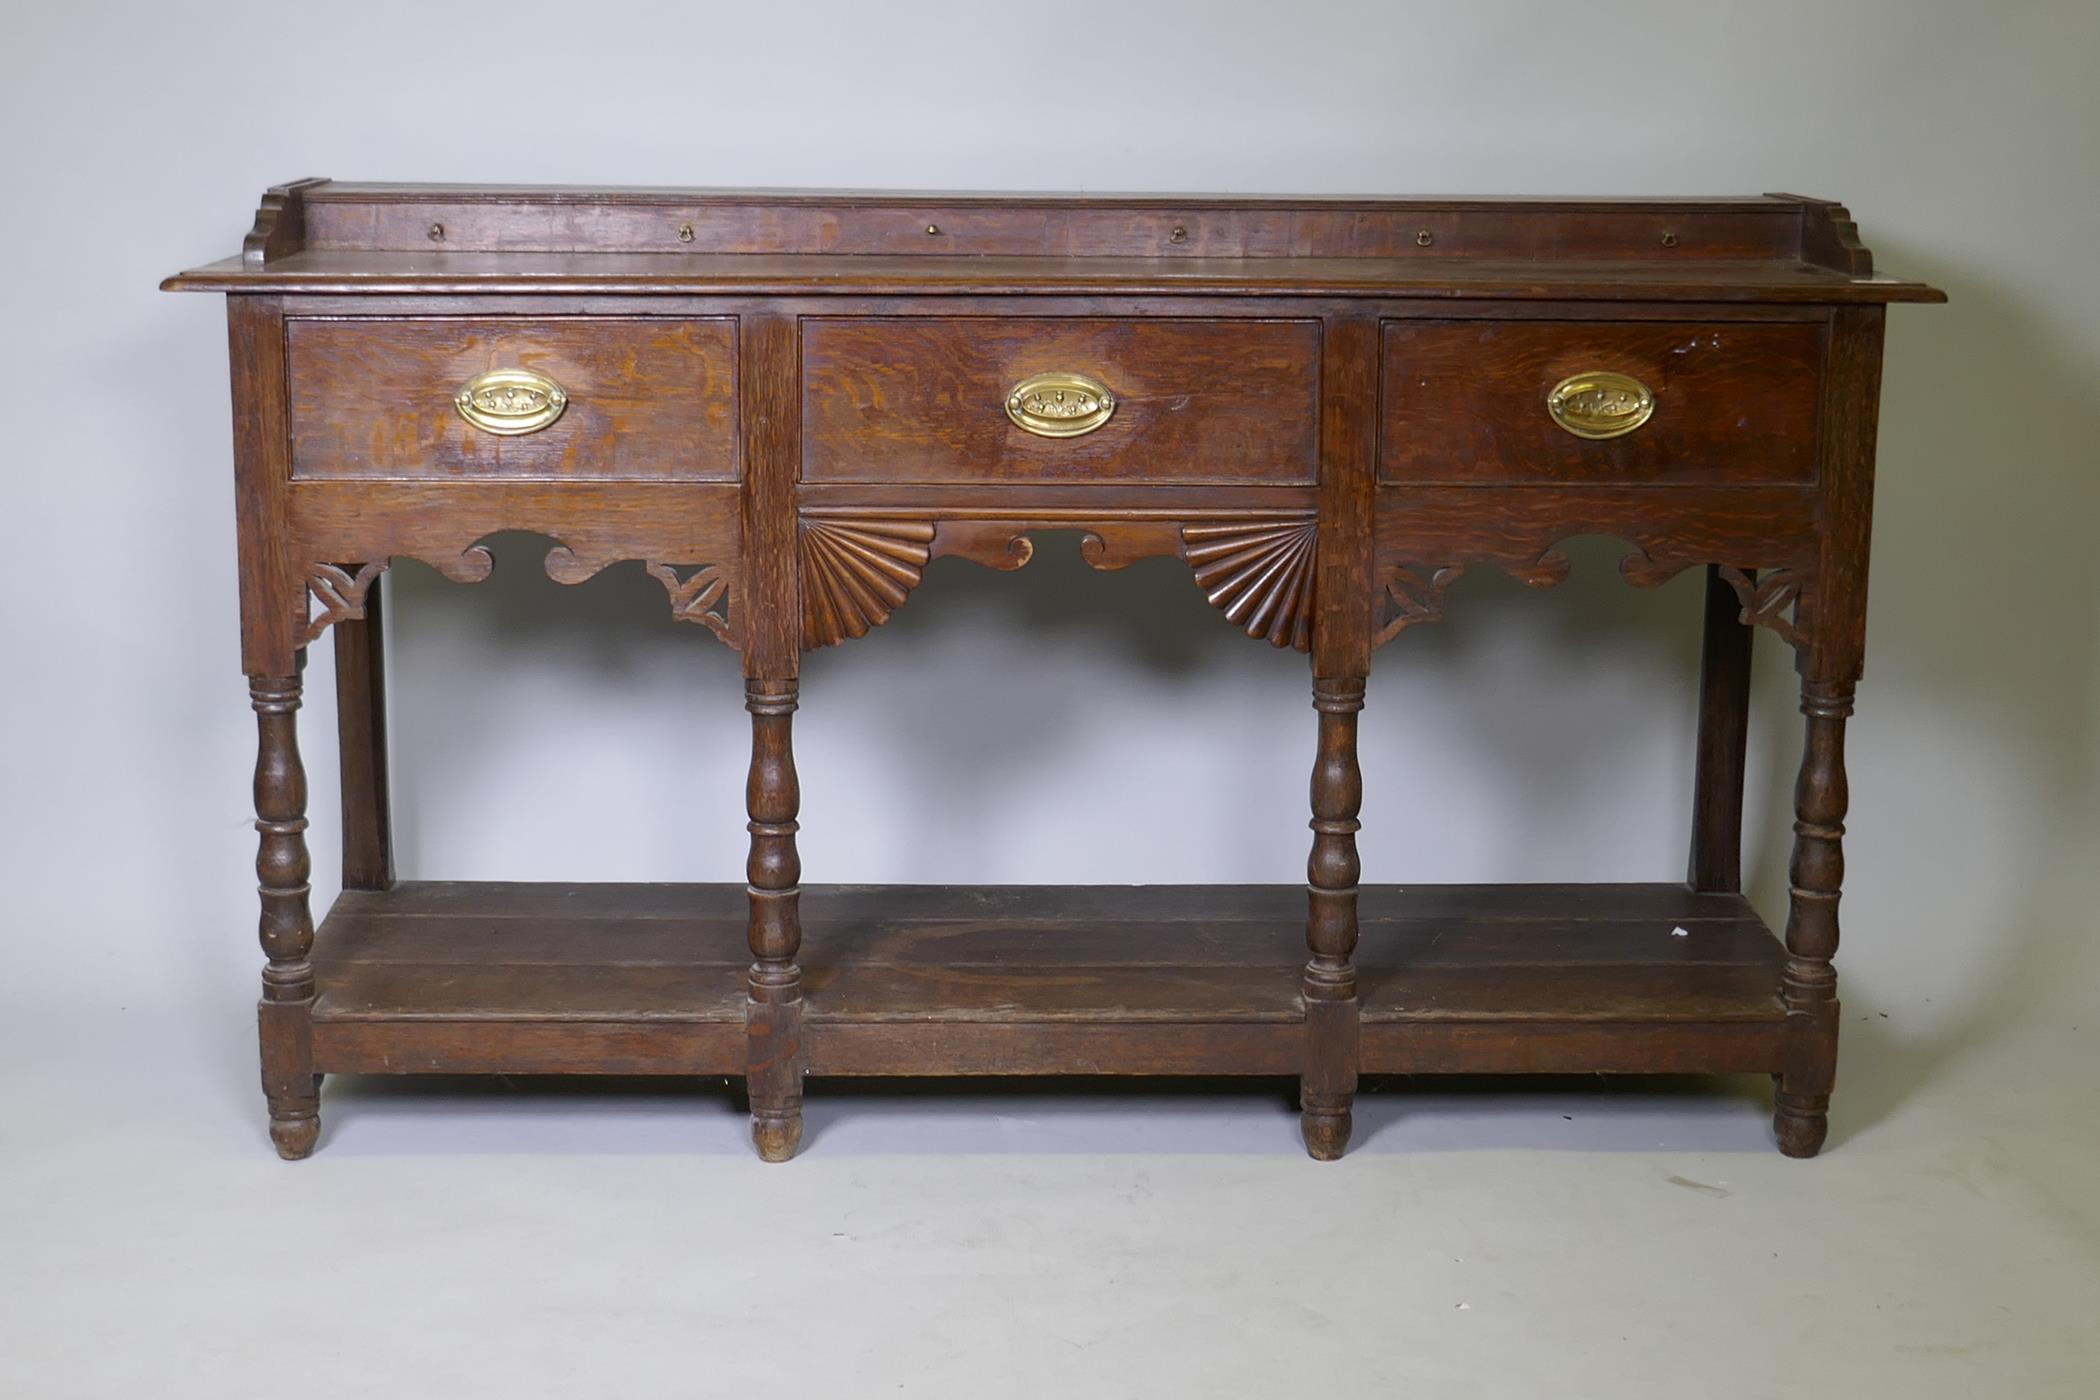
[752,1112,802,1163]
[269,1106,320,1160]
[1300,1102,1353,1161]
[1773,1092,1829,1158]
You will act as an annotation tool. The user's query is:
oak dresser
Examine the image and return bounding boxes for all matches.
[165,182,1942,1160]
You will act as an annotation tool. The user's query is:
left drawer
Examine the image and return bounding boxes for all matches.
[286,317,739,480]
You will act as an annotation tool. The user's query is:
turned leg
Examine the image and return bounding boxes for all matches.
[252,668,320,1159]
[1688,565,1754,892]
[1775,678,1851,1157]
[334,581,393,892]
[1302,676,1364,1160]
[745,678,804,1162]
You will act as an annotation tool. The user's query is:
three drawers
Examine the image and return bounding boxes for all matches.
[280,313,1825,489]
[800,317,1321,485]
[1379,320,1823,486]
[286,317,739,480]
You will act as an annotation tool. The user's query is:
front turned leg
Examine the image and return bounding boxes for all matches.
[745,679,804,1162]
[252,671,321,1159]
[1302,677,1365,1160]
[1775,679,1852,1157]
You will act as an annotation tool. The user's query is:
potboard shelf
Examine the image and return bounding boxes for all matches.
[308,881,1789,1083]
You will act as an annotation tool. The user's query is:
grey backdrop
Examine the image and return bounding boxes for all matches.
[3,0,2094,1079]
[5,5,2098,1397]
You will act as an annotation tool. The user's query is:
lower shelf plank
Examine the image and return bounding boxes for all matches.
[306,881,1790,1078]
[806,1023,1303,1078]
[315,1021,746,1076]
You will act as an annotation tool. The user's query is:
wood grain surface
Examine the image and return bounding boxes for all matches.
[169,184,1942,1159]
[1380,319,1824,485]
[287,317,737,480]
[801,317,1319,485]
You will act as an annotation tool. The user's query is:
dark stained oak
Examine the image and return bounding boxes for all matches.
[286,316,738,480]
[303,881,1789,1092]
[166,250,1944,304]
[251,671,319,1159]
[168,184,1939,1160]
[800,316,1319,486]
[1378,320,1824,486]
[332,587,393,893]
[283,188,1844,262]
[1689,564,1755,892]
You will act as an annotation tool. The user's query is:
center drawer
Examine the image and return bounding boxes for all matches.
[800,317,1321,485]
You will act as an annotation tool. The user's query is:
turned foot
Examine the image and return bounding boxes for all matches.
[1300,1097,1353,1161]
[752,1110,802,1163]
[1773,1091,1829,1158]
[269,1099,320,1160]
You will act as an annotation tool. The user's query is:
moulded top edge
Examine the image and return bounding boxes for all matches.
[304,183,1817,210]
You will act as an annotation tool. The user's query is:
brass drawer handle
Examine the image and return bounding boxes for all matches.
[1546,371,1654,440]
[455,367,569,435]
[1005,371,1117,438]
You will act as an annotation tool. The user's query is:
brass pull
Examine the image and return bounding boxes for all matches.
[1005,371,1117,439]
[1546,371,1654,440]
[455,368,568,436]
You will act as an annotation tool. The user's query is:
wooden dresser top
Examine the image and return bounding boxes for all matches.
[164,181,1943,304]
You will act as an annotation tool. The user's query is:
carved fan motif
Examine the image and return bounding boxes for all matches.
[1182,519,1316,651]
[801,518,936,649]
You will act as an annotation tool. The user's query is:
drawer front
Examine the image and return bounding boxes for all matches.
[1379,320,1823,486]
[801,317,1320,485]
[287,317,738,480]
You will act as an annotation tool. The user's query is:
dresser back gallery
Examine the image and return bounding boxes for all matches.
[164,182,1941,1160]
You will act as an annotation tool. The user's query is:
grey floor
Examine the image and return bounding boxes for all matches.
[3,1006,2093,1398]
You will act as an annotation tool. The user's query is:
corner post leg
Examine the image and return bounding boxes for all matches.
[334,581,394,892]
[1299,311,1376,1160]
[252,665,319,1159]
[1303,676,1364,1159]
[745,678,804,1162]
[1688,564,1754,892]
[1775,678,1851,1156]
[1773,302,1886,1156]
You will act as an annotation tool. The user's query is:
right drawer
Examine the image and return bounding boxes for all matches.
[1379,320,1824,486]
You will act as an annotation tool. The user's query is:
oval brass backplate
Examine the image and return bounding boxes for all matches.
[1005,372,1117,439]
[1545,371,1655,440]
[455,367,569,436]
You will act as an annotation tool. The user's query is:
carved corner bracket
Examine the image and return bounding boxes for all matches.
[546,545,737,645]
[296,540,739,648]
[1717,565,1805,648]
[644,563,734,644]
[297,546,490,646]
[1374,562,1465,646]
[299,561,392,645]
[1371,541,1810,652]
